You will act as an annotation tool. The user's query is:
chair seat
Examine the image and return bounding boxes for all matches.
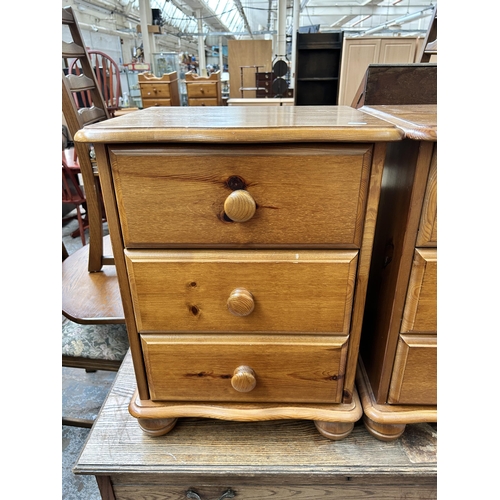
[62,235,124,323]
[62,318,129,362]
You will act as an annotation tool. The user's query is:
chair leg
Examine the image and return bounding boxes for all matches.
[75,206,87,246]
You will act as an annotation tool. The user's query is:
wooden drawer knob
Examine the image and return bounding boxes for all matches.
[227,288,254,316]
[231,365,257,393]
[224,189,256,222]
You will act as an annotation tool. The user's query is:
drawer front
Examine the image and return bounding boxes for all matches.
[110,144,373,247]
[140,82,171,98]
[416,145,437,247]
[142,98,172,108]
[187,83,218,98]
[188,97,219,106]
[141,333,348,403]
[401,248,437,334]
[388,334,436,405]
[126,249,358,335]
[112,483,437,500]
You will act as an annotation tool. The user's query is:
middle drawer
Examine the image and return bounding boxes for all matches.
[125,249,358,334]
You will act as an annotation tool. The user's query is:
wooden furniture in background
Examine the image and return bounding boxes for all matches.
[62,234,124,325]
[138,71,180,107]
[62,6,112,273]
[294,32,343,105]
[228,40,272,98]
[185,71,221,106]
[76,106,403,440]
[69,49,122,117]
[351,63,437,109]
[417,6,437,63]
[62,157,88,247]
[74,350,437,500]
[227,97,294,106]
[338,36,419,106]
[357,104,437,441]
[255,71,294,98]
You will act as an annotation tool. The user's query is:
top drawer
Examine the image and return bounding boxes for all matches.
[139,83,171,99]
[109,144,373,248]
[186,83,218,98]
[416,144,437,247]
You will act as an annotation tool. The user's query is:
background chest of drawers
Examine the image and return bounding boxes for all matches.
[76,106,402,440]
[356,104,437,441]
[255,71,294,98]
[185,71,221,106]
[138,71,180,108]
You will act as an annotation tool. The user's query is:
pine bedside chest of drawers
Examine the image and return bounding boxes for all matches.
[356,104,437,441]
[75,106,402,440]
[138,71,180,108]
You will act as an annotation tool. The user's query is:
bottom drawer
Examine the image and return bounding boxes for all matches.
[143,99,172,107]
[142,333,348,403]
[388,334,436,405]
[188,98,218,106]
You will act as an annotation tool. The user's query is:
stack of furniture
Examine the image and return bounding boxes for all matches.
[138,71,180,107]
[185,71,221,106]
[255,71,293,98]
[75,105,403,440]
[294,32,343,105]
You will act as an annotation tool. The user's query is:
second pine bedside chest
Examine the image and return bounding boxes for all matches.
[357,104,437,441]
[75,106,402,440]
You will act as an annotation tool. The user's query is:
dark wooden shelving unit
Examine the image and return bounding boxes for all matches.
[294,32,343,105]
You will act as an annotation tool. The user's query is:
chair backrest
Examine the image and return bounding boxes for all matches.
[69,50,122,117]
[62,6,112,272]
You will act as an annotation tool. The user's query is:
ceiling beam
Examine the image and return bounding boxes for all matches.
[301,6,434,16]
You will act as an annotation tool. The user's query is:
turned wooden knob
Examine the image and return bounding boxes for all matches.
[231,365,257,392]
[224,189,256,222]
[227,288,254,316]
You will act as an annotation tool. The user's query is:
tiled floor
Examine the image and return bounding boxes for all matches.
[62,215,117,499]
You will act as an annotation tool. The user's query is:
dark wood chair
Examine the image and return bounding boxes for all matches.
[350,63,437,109]
[69,49,122,117]
[62,157,88,247]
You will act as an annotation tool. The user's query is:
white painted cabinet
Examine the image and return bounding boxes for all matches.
[338,37,419,106]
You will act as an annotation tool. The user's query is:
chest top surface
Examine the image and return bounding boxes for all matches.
[74,105,403,144]
[359,104,437,141]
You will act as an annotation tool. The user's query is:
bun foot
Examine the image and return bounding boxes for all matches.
[137,417,178,437]
[363,415,405,441]
[314,420,354,441]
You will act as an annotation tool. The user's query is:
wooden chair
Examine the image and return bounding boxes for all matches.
[62,7,127,428]
[69,49,122,117]
[62,6,112,273]
[62,157,88,247]
[62,242,128,428]
[350,63,437,109]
